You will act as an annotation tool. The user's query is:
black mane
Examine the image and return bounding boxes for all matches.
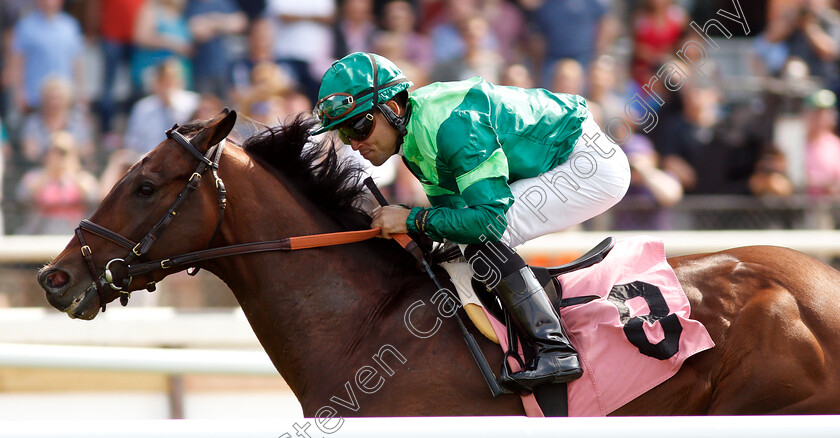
[240,116,371,229]
[233,115,455,266]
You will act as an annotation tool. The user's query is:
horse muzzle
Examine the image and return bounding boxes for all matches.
[38,267,101,320]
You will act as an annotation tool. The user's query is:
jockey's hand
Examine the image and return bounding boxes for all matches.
[371,205,410,239]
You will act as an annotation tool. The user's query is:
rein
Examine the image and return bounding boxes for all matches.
[125,228,382,277]
[74,125,383,311]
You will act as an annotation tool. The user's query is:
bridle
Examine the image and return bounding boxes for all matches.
[73,124,383,311]
[74,125,228,309]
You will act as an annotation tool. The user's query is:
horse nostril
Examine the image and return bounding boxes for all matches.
[40,269,71,292]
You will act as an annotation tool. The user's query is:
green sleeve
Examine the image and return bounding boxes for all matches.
[407,178,512,243]
[406,109,514,243]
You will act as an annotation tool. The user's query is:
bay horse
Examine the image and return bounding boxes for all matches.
[38,110,840,415]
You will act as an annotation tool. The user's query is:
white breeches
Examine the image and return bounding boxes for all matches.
[500,114,631,248]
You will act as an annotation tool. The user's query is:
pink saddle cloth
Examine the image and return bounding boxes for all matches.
[485,236,715,416]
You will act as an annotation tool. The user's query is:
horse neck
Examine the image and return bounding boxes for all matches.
[206,149,423,401]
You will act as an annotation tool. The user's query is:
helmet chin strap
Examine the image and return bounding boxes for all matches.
[366,52,412,152]
[377,101,412,152]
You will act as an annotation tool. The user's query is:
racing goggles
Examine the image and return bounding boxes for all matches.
[314,92,372,123]
[337,111,376,143]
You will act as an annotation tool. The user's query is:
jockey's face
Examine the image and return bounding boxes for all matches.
[347,101,401,166]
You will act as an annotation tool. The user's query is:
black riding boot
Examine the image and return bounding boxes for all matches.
[464,240,582,390]
[493,266,583,389]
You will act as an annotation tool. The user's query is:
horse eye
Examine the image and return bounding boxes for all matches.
[136,183,156,198]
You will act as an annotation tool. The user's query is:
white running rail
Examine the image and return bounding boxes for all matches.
[0,416,838,438]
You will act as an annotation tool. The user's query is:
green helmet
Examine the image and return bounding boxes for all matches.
[313,52,413,135]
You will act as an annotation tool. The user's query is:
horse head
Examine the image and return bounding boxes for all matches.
[38,109,237,319]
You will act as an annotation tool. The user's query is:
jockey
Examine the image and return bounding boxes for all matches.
[313,52,631,390]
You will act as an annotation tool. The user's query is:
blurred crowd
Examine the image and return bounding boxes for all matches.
[1,0,840,236]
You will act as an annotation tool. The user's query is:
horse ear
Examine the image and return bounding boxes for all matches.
[193,108,237,151]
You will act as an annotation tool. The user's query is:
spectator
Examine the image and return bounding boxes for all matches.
[124,59,200,155]
[185,0,248,96]
[15,131,98,235]
[754,0,795,76]
[613,123,683,230]
[416,0,448,35]
[643,56,689,155]
[499,62,535,88]
[333,0,378,58]
[0,0,34,117]
[232,0,267,20]
[237,61,293,124]
[522,0,617,88]
[431,16,503,83]
[278,90,313,120]
[229,18,278,101]
[93,0,146,136]
[242,87,311,126]
[247,60,293,97]
[587,54,626,126]
[658,82,714,193]
[550,58,585,96]
[7,0,86,114]
[429,0,498,63]
[691,0,769,38]
[265,0,336,102]
[132,0,193,94]
[804,89,840,196]
[20,76,94,168]
[764,0,840,84]
[478,0,526,62]
[658,80,763,196]
[749,145,795,197]
[243,94,280,126]
[372,31,430,90]
[0,116,8,234]
[98,148,140,200]
[550,57,597,122]
[391,163,430,207]
[191,93,226,121]
[378,0,433,71]
[630,0,687,87]
[236,60,313,125]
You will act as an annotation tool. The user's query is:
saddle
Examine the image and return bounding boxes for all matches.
[439,236,716,417]
[442,237,616,345]
[436,237,614,416]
